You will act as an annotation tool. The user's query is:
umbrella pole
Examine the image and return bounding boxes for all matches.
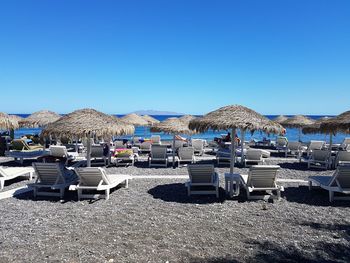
[75,137,78,153]
[241,129,245,166]
[230,128,236,174]
[87,133,91,167]
[299,128,301,142]
[172,134,176,168]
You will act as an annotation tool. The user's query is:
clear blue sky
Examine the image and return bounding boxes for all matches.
[1,0,349,115]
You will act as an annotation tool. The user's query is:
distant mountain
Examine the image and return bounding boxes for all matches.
[130,110,185,116]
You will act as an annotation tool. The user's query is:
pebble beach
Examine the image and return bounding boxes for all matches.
[1,151,349,263]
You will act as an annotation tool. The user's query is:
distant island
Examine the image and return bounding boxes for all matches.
[129,110,185,116]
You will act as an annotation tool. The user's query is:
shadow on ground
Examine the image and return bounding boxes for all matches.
[148,183,227,204]
[282,185,350,207]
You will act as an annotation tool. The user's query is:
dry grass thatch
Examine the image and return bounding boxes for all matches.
[188,105,283,134]
[121,113,149,126]
[279,115,315,128]
[142,115,160,125]
[19,110,61,128]
[273,115,289,124]
[0,112,19,130]
[320,111,350,134]
[42,108,135,138]
[151,117,195,135]
[302,117,330,134]
[178,115,196,123]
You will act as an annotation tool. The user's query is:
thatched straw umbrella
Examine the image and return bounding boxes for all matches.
[121,113,148,126]
[273,115,289,124]
[42,109,134,167]
[189,105,283,173]
[280,115,315,142]
[179,115,196,123]
[320,110,350,134]
[142,115,160,125]
[151,117,195,168]
[19,110,61,128]
[302,117,334,151]
[0,112,19,131]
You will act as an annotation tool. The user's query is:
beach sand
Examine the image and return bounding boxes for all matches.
[0,152,349,262]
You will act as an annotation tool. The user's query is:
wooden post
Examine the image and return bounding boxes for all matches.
[241,129,245,166]
[230,127,236,174]
[172,134,176,168]
[87,133,91,167]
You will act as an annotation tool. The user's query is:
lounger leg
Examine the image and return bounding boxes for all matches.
[125,179,129,189]
[308,181,313,190]
[77,189,82,201]
[187,185,191,196]
[60,188,64,202]
[0,179,4,190]
[29,171,33,180]
[329,191,334,202]
[105,189,110,200]
[277,189,281,200]
[216,185,219,198]
[33,187,37,199]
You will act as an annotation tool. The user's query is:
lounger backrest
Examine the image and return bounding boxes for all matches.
[32,162,65,185]
[245,149,262,160]
[114,141,125,149]
[187,164,215,184]
[178,147,194,160]
[90,145,104,158]
[11,139,29,151]
[335,151,350,165]
[312,149,330,161]
[151,135,161,144]
[248,165,280,188]
[151,145,167,159]
[191,139,204,151]
[276,137,287,147]
[0,167,7,178]
[140,141,151,150]
[308,140,325,151]
[174,140,185,150]
[329,166,350,188]
[75,167,109,186]
[133,137,140,144]
[287,142,301,151]
[49,145,68,157]
[341,138,350,148]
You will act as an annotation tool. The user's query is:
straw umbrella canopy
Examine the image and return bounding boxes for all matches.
[280,115,315,142]
[121,113,149,126]
[151,117,195,168]
[179,115,196,123]
[142,115,160,125]
[20,110,61,128]
[320,110,350,134]
[273,115,289,124]
[0,112,19,130]
[302,117,335,151]
[42,108,134,166]
[189,105,284,173]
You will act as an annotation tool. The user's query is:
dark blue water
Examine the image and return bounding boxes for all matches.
[12,114,347,144]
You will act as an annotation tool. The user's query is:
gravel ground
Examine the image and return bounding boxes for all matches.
[1,152,349,262]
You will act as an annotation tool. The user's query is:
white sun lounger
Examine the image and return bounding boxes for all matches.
[74,167,130,200]
[306,149,330,170]
[244,149,264,167]
[309,166,350,202]
[149,145,168,167]
[0,166,34,190]
[178,147,195,167]
[285,141,302,159]
[186,164,219,197]
[191,139,204,156]
[306,140,325,158]
[335,151,350,168]
[49,145,79,165]
[30,162,78,201]
[240,165,283,200]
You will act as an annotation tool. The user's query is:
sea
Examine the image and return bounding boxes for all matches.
[12,114,348,144]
